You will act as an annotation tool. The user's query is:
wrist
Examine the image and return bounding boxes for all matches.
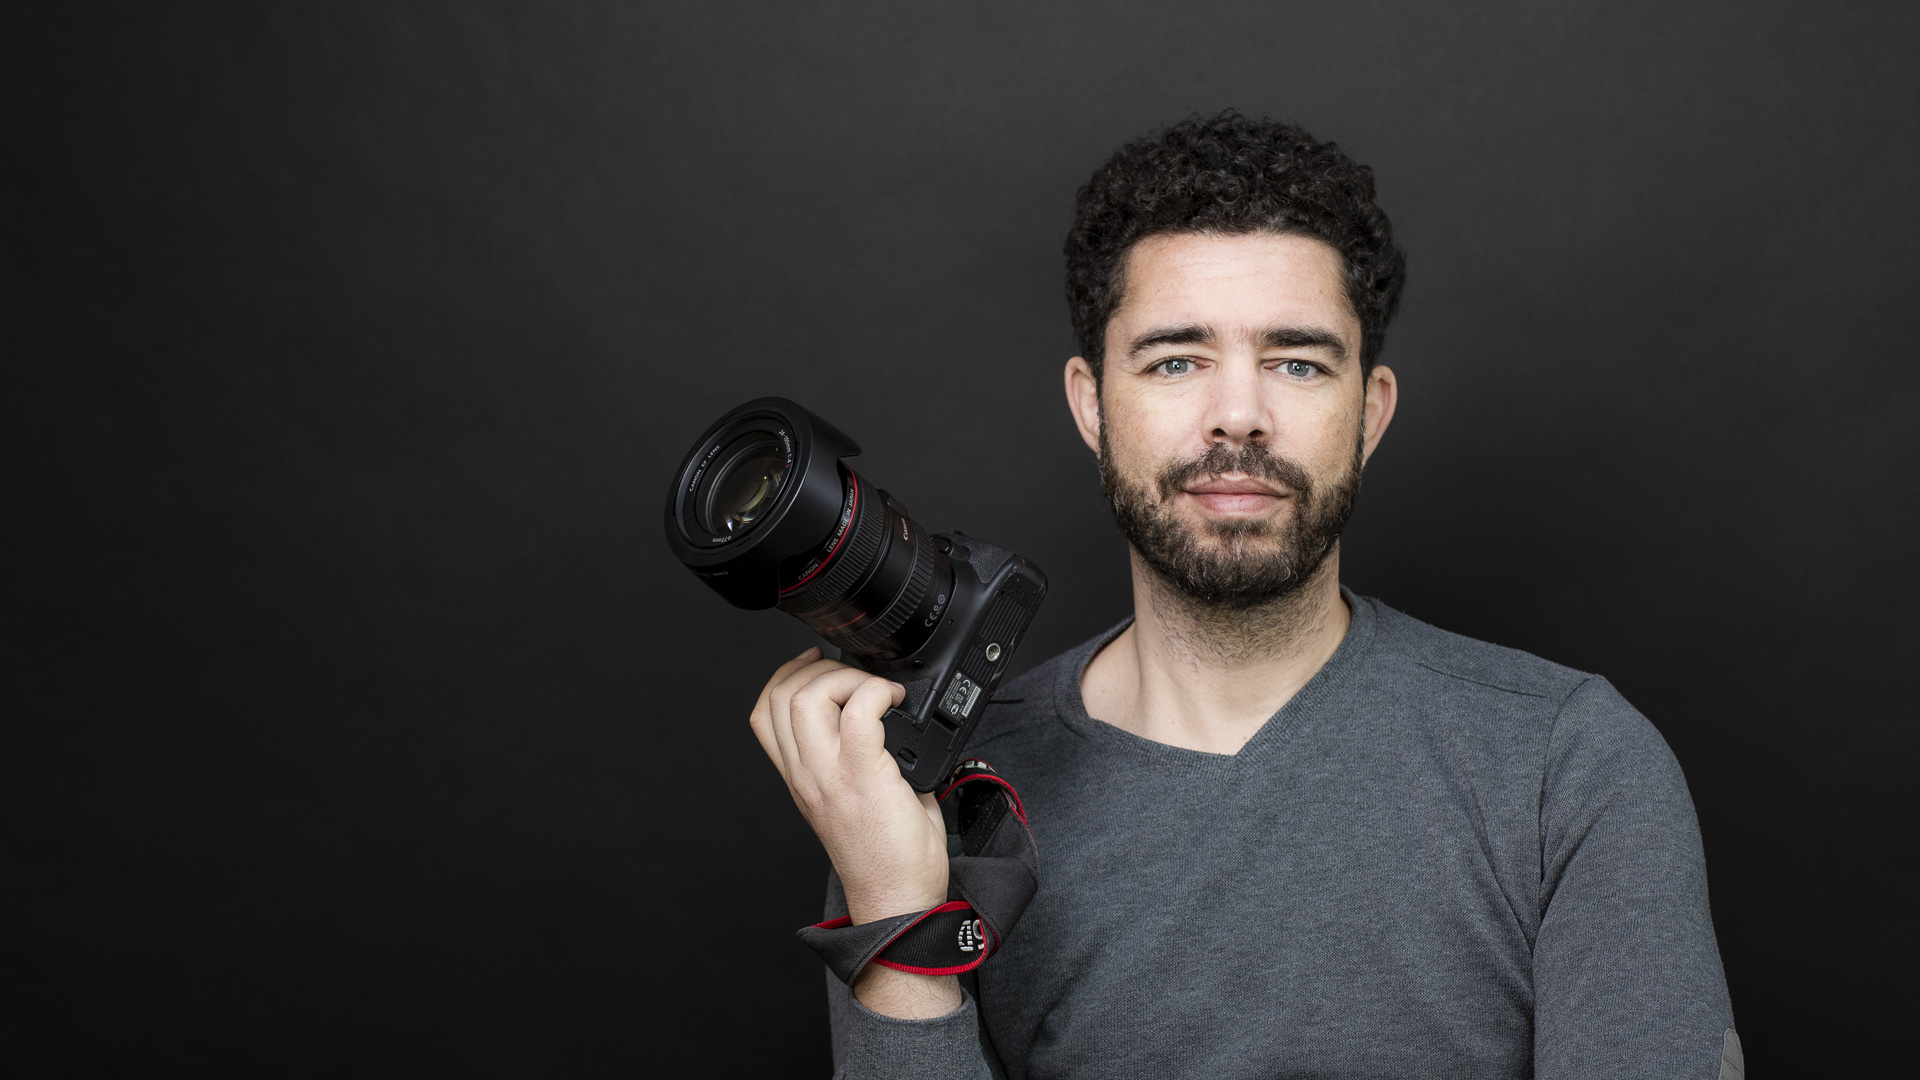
[843,886,947,926]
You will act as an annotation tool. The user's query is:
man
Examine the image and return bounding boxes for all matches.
[750,112,1737,1079]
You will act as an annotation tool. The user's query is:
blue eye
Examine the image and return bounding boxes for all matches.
[1282,360,1317,378]
[1155,357,1195,375]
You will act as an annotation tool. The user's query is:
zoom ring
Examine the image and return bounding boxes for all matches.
[829,531,935,654]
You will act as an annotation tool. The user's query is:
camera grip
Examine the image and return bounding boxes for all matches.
[880,707,950,792]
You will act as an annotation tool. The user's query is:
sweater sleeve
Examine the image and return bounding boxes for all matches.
[823,870,1000,1080]
[1533,677,1738,1079]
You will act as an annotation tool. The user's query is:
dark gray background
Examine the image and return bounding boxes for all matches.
[11,2,1916,1076]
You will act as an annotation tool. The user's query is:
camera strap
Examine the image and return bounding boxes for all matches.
[798,760,1038,986]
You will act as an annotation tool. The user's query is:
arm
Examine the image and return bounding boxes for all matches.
[1534,677,1738,1079]
[748,648,997,1077]
[823,871,1007,1079]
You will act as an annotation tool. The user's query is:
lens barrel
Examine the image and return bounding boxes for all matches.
[665,398,953,661]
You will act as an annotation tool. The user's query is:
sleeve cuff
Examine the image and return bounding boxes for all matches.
[835,987,992,1080]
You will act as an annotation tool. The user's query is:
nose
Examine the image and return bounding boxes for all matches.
[1204,359,1271,449]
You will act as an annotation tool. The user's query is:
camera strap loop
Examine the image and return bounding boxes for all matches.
[798,760,1039,986]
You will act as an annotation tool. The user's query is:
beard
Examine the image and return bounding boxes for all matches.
[1099,418,1362,611]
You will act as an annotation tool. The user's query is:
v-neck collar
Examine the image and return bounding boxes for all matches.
[1048,587,1381,772]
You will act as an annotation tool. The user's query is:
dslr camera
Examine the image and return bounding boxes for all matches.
[664,398,1047,791]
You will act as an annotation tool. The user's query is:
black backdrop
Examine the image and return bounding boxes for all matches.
[12,2,1917,1076]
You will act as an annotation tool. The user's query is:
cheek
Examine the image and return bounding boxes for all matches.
[1102,415,1174,480]
[1103,391,1198,459]
[1274,404,1363,476]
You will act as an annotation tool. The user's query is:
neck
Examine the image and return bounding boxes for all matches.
[1079,545,1351,755]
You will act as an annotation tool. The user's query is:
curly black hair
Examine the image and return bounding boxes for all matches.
[1065,111,1406,377]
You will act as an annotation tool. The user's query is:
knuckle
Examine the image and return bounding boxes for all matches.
[768,684,796,715]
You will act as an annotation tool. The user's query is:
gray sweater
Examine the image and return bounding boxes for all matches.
[826,592,1737,1079]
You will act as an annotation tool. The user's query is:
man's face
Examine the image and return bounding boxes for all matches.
[1065,230,1396,608]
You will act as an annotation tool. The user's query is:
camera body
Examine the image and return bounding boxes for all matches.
[664,397,1047,792]
[847,530,1045,790]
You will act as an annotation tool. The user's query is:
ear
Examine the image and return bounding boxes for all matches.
[1064,355,1103,455]
[1361,363,1398,466]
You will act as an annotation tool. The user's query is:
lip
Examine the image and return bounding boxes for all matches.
[1183,475,1287,497]
[1178,475,1291,516]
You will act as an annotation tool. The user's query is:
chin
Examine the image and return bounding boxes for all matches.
[1182,507,1291,538]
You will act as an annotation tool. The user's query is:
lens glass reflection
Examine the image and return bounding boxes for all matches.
[699,432,788,535]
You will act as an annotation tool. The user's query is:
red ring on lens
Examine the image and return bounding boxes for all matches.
[779,474,860,595]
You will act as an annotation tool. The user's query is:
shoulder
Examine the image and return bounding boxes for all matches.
[1359,595,1684,793]
[1363,596,1591,705]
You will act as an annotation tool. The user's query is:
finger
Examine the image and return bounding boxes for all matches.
[763,647,822,701]
[767,656,852,721]
[754,647,825,730]
[767,657,851,781]
[838,677,907,767]
[788,667,890,774]
[750,648,820,781]
[749,648,821,769]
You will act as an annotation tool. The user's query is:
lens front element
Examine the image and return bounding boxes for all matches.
[697,431,789,536]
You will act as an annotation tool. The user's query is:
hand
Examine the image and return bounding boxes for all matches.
[749,648,951,924]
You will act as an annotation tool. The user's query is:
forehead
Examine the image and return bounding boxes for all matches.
[1110,231,1357,343]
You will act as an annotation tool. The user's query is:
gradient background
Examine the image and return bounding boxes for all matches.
[11,2,1916,1075]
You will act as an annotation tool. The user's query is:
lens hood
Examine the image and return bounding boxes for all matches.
[663,397,861,610]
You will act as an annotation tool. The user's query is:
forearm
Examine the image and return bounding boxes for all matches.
[825,872,997,1079]
[743,657,1002,1075]
[852,964,962,1019]
[840,877,964,1018]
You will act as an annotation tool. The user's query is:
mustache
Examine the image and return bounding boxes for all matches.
[1155,442,1314,502]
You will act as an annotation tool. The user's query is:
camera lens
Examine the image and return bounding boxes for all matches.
[773,469,951,661]
[696,431,788,536]
[665,398,954,662]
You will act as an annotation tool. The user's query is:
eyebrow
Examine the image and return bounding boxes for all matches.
[1260,325,1348,361]
[1126,323,1350,362]
[1127,324,1214,357]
